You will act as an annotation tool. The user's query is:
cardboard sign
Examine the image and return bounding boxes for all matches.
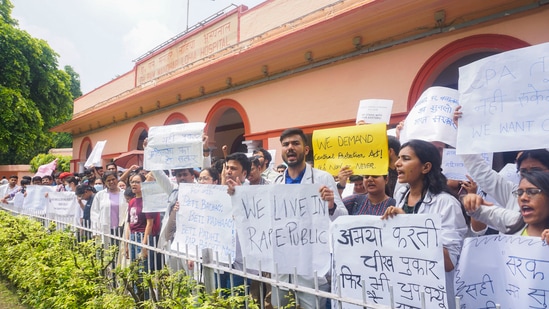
[313,123,389,176]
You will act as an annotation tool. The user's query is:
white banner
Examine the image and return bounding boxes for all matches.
[232,184,330,276]
[400,86,459,147]
[141,181,169,213]
[331,214,446,309]
[442,149,493,181]
[22,186,52,212]
[171,183,235,262]
[457,42,549,154]
[84,140,107,168]
[144,122,205,170]
[47,191,78,216]
[455,235,549,308]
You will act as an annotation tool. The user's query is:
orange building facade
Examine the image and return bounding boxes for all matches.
[53,0,549,172]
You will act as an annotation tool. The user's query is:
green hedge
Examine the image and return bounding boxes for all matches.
[0,211,259,309]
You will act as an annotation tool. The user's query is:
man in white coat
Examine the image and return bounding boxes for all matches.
[271,128,347,309]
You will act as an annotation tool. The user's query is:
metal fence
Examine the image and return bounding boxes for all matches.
[1,202,472,309]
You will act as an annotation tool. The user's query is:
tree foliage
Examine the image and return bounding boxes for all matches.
[29,153,71,173]
[0,0,76,164]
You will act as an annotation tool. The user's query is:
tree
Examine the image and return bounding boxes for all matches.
[0,0,75,164]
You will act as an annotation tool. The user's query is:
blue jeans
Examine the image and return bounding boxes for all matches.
[129,233,162,272]
[216,271,249,296]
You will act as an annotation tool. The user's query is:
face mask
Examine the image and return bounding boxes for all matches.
[64,184,72,192]
[94,185,104,192]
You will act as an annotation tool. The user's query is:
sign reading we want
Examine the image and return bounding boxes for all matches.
[312,123,388,176]
[457,42,549,154]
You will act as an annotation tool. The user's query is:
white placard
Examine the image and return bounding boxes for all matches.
[232,184,330,276]
[456,42,549,154]
[22,186,51,212]
[0,184,8,200]
[47,191,78,216]
[144,122,205,170]
[171,183,235,262]
[400,87,459,147]
[13,192,24,208]
[441,149,493,181]
[356,99,393,124]
[498,163,520,185]
[141,181,169,213]
[455,235,549,308]
[84,140,107,168]
[332,214,446,309]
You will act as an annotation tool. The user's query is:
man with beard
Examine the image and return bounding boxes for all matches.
[271,127,347,309]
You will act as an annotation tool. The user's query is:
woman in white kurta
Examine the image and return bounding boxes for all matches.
[90,171,128,237]
[382,139,467,309]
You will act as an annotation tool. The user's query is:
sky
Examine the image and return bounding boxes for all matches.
[12,0,266,94]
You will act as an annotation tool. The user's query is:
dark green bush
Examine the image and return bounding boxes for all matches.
[0,211,259,309]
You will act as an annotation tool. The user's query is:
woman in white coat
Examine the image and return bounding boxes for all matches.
[90,171,128,238]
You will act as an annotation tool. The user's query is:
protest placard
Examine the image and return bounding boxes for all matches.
[171,183,235,262]
[144,122,205,170]
[498,163,520,185]
[84,140,107,168]
[356,99,393,124]
[456,42,549,154]
[47,191,78,217]
[0,184,8,200]
[400,86,459,147]
[331,214,446,309]
[141,181,169,213]
[232,184,330,276]
[312,123,388,176]
[441,149,493,181]
[455,235,549,308]
[22,186,52,213]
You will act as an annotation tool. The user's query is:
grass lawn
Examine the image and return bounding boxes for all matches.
[0,278,29,309]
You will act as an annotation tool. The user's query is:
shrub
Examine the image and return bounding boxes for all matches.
[0,211,259,308]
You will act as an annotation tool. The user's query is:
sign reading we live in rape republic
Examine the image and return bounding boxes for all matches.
[312,123,388,176]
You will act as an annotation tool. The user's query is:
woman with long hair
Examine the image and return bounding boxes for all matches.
[381,139,467,308]
[343,174,395,215]
[466,171,549,242]
[124,173,162,272]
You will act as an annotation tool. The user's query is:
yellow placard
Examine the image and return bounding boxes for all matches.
[312,123,389,176]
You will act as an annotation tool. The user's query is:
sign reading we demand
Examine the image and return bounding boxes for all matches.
[312,123,388,176]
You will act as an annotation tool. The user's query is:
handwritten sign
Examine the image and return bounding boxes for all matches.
[47,191,78,216]
[171,183,235,262]
[22,186,51,213]
[0,184,8,200]
[455,235,549,308]
[331,214,446,309]
[456,42,549,154]
[144,122,205,170]
[356,99,393,124]
[232,184,330,276]
[400,86,459,147]
[441,149,493,181]
[141,181,169,213]
[84,140,107,168]
[498,163,520,185]
[312,123,389,176]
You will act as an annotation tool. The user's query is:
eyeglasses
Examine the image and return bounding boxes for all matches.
[512,188,543,198]
[198,176,212,182]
